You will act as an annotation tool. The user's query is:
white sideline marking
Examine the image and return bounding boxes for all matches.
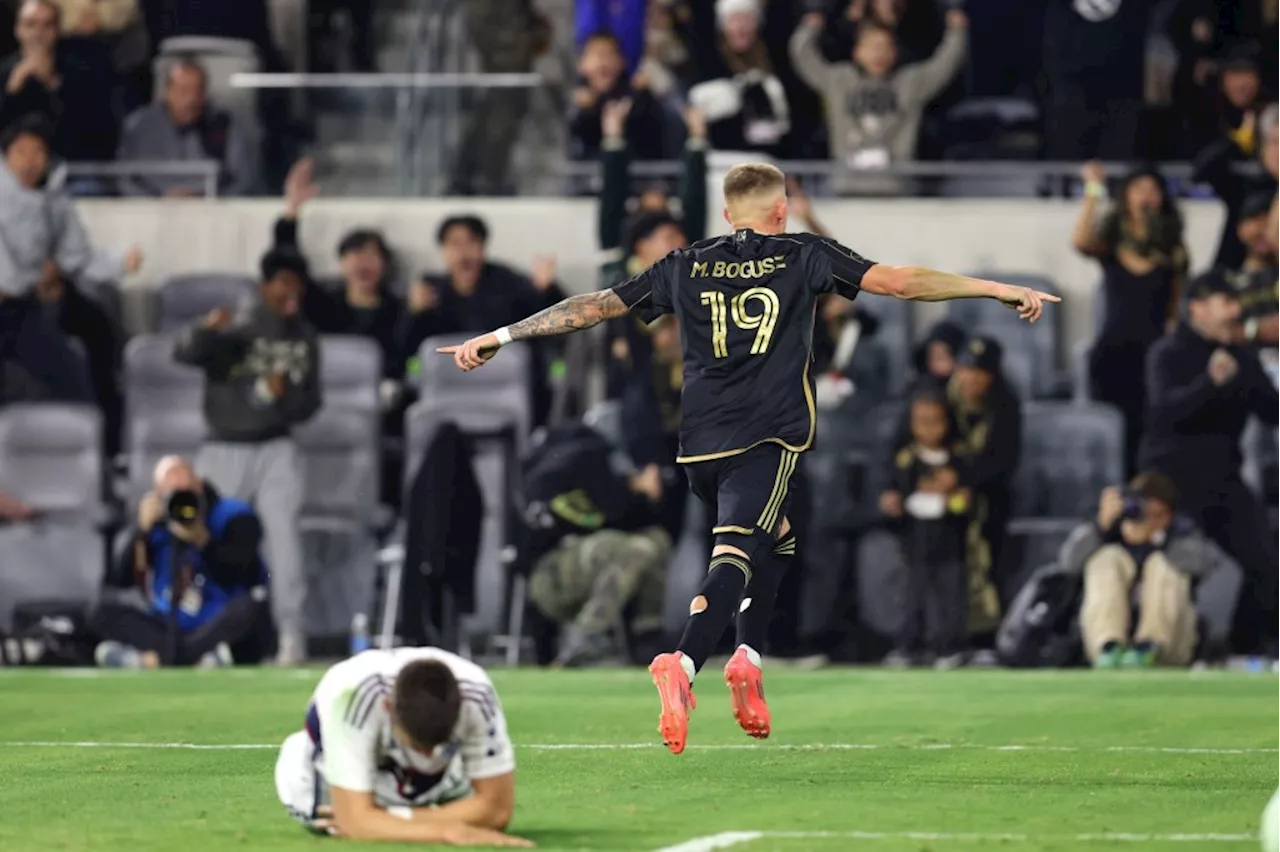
[7,736,1280,752]
[651,830,1260,851]
[0,741,1274,755]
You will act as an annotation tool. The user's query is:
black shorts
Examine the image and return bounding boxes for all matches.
[683,443,800,554]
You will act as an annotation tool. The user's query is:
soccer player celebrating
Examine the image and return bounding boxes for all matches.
[274,647,532,846]
[440,163,1059,755]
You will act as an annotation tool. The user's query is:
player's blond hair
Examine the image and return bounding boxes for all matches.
[722,162,786,204]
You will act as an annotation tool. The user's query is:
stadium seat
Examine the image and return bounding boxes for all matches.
[857,297,912,397]
[295,406,381,638]
[1012,402,1124,518]
[123,411,207,503]
[1071,339,1092,403]
[412,336,533,445]
[319,336,382,411]
[950,273,1062,399]
[155,273,256,333]
[0,405,105,632]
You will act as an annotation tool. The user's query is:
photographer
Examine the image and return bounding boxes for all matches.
[1070,474,1235,668]
[91,456,268,668]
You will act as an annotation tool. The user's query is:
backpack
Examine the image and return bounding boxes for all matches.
[996,568,1084,668]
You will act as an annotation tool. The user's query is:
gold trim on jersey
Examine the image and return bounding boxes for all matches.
[773,536,797,556]
[757,450,799,534]
[712,525,756,536]
[675,343,818,464]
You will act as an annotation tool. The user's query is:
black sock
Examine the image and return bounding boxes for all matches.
[676,553,751,674]
[735,535,795,655]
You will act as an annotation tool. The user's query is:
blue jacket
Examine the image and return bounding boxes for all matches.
[147,495,266,631]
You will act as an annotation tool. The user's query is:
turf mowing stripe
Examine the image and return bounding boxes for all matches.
[652,830,1261,851]
[1,741,1274,754]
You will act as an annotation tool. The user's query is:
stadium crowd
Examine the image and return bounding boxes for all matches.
[0,0,1275,672]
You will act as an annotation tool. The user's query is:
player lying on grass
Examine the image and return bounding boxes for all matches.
[440,162,1059,755]
[275,647,533,846]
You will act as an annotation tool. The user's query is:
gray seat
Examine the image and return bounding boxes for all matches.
[1012,402,1124,519]
[156,273,256,332]
[950,273,1061,399]
[295,406,381,638]
[124,334,204,416]
[319,336,382,411]
[124,411,207,502]
[413,337,533,446]
[1071,339,1092,402]
[857,297,912,396]
[0,404,105,630]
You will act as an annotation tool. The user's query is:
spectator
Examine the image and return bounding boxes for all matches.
[403,215,564,427]
[448,0,549,195]
[1041,0,1151,160]
[306,0,375,73]
[906,320,966,398]
[0,0,117,165]
[33,261,123,454]
[1069,474,1229,668]
[878,392,971,668]
[790,8,965,194]
[686,0,790,156]
[0,114,139,405]
[116,57,260,197]
[821,0,946,67]
[1194,102,1279,269]
[635,0,691,100]
[1072,161,1188,476]
[569,32,666,162]
[173,248,321,665]
[1229,191,1279,347]
[575,0,645,74]
[1140,270,1279,651]
[948,337,1021,634]
[92,455,269,668]
[523,421,670,667]
[53,0,148,84]
[273,157,408,384]
[812,297,891,408]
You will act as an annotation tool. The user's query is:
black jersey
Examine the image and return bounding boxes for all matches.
[612,229,876,462]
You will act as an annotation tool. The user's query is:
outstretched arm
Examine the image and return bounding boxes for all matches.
[438,290,630,371]
[861,265,1060,323]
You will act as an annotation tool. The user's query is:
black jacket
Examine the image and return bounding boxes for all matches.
[1139,322,1279,490]
[1193,136,1279,269]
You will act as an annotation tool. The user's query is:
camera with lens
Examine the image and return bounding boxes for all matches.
[166,489,204,527]
[1120,490,1145,521]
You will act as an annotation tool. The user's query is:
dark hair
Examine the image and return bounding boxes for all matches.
[392,660,462,749]
[1099,165,1185,260]
[583,29,623,51]
[625,210,682,252]
[436,215,488,246]
[0,113,54,153]
[259,248,309,283]
[337,228,390,262]
[1130,471,1179,512]
[166,55,209,89]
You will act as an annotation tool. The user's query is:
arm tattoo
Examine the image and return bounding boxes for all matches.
[508,290,630,341]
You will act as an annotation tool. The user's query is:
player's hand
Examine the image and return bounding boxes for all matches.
[438,333,501,371]
[1096,486,1124,530]
[1208,348,1238,386]
[879,490,903,518]
[441,823,535,847]
[997,285,1059,323]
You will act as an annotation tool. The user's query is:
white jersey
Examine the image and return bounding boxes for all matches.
[300,647,514,807]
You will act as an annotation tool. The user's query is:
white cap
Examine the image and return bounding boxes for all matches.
[716,0,760,25]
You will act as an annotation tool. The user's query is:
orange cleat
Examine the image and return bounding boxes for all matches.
[724,647,770,739]
[648,652,696,754]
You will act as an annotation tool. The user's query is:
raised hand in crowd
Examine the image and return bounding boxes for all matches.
[407,280,440,314]
[1207,348,1239,386]
[283,157,320,218]
[601,97,632,140]
[683,105,707,141]
[205,307,234,330]
[1096,486,1124,531]
[530,255,558,292]
[124,246,144,275]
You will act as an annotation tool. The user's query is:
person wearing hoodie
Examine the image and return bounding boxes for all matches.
[0,113,140,405]
[173,247,321,665]
[790,6,967,194]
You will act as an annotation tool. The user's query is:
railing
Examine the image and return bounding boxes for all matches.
[54,160,222,198]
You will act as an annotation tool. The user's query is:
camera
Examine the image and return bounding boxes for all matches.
[1120,490,1145,521]
[166,489,203,527]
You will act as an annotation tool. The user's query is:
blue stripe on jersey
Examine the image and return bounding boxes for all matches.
[458,681,497,722]
[344,674,391,727]
[305,702,322,748]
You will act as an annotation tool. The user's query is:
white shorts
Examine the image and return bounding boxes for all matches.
[274,731,473,830]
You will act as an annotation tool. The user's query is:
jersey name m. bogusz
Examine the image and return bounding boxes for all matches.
[304,647,514,804]
[612,229,876,462]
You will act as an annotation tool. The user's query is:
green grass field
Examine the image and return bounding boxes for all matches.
[0,666,1275,851]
